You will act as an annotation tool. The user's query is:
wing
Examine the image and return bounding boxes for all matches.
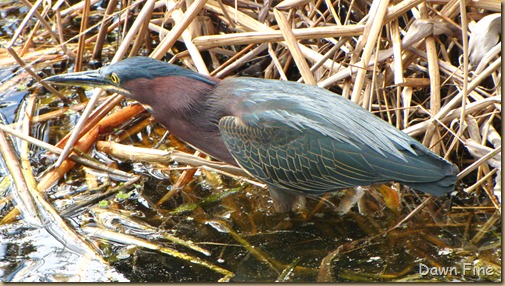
[219,116,453,195]
[217,78,424,160]
[215,78,457,195]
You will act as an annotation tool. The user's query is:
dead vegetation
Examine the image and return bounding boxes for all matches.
[0,0,501,282]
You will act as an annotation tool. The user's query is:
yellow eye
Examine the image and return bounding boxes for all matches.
[110,73,120,84]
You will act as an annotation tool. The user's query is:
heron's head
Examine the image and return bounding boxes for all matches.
[44,56,217,98]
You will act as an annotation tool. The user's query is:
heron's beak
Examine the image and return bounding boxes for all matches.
[43,70,131,96]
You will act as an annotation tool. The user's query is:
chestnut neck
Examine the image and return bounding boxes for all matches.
[121,75,237,164]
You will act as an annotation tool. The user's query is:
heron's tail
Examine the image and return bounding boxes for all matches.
[403,163,459,196]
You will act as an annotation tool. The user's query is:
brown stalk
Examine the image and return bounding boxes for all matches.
[92,0,119,60]
[56,103,146,148]
[169,1,208,74]
[37,126,100,191]
[350,0,390,103]
[274,9,316,85]
[150,0,208,59]
[0,125,41,226]
[192,25,365,49]
[0,123,135,180]
[418,3,442,154]
[74,0,90,72]
[129,1,154,58]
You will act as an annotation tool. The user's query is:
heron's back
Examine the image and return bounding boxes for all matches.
[216,77,458,196]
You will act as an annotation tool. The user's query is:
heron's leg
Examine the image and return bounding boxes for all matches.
[268,187,306,213]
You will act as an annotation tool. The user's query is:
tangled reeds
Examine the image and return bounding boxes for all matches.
[0,0,501,282]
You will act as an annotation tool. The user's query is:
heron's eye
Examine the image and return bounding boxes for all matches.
[110,73,120,84]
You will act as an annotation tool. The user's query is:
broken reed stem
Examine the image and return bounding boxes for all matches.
[274,9,316,85]
[150,0,208,59]
[192,25,365,48]
[350,0,390,103]
[74,0,90,72]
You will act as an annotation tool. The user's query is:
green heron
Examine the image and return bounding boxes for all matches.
[45,56,458,212]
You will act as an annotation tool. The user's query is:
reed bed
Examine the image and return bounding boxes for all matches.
[0,0,501,282]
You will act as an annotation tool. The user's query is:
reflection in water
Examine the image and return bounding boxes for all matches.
[0,221,127,282]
